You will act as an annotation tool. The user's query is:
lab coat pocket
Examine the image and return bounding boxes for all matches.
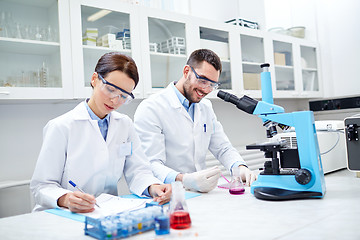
[118,142,132,157]
[110,142,132,180]
[202,122,213,148]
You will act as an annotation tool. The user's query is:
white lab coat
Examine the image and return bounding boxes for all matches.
[30,101,161,211]
[134,82,246,182]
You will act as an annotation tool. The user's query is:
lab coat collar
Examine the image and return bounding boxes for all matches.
[72,100,125,144]
[106,112,120,143]
[166,82,203,123]
[166,82,184,110]
[73,101,92,120]
[73,100,124,121]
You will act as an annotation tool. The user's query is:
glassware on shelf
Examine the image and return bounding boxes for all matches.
[0,9,58,42]
[0,11,12,38]
[35,25,44,41]
[169,181,191,230]
[39,62,48,87]
[229,167,245,195]
[44,25,57,42]
[44,25,52,41]
[23,25,31,40]
[14,22,22,39]
[35,25,41,41]
[0,11,6,37]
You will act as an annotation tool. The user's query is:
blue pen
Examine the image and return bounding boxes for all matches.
[69,180,100,208]
[204,124,206,132]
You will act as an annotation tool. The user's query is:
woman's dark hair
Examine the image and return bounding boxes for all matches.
[95,52,139,88]
[186,49,222,73]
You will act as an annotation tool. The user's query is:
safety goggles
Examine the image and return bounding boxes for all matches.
[190,66,220,90]
[98,73,135,104]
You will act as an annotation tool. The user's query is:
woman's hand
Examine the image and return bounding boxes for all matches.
[57,191,96,213]
[148,184,172,205]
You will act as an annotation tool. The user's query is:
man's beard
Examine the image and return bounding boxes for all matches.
[182,76,205,104]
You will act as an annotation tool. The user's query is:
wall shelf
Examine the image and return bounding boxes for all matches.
[0,37,60,55]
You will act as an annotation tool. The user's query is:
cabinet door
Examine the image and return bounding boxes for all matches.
[0,0,72,99]
[70,0,142,99]
[272,40,296,96]
[199,27,232,90]
[299,44,322,97]
[197,23,244,99]
[240,33,266,98]
[139,8,189,97]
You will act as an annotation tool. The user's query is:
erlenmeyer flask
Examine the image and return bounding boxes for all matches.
[169,181,191,229]
[229,167,245,195]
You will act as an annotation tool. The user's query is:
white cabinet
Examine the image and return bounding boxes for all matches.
[196,21,241,99]
[273,38,295,93]
[300,44,321,97]
[199,27,232,90]
[0,1,322,100]
[239,29,267,98]
[257,32,323,98]
[69,0,143,99]
[138,8,191,97]
[0,0,72,99]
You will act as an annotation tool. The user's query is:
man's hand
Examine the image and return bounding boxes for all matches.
[149,184,172,205]
[57,191,96,213]
[238,165,257,186]
[182,166,221,193]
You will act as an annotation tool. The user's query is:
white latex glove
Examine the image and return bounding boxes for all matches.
[182,166,221,193]
[238,165,257,187]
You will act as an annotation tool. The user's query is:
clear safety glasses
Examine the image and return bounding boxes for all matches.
[98,73,135,104]
[190,66,220,90]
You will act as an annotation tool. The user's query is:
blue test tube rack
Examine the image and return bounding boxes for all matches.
[84,204,167,239]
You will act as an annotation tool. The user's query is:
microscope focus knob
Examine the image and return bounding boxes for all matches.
[295,169,312,185]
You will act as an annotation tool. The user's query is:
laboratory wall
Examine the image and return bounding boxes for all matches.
[315,0,360,97]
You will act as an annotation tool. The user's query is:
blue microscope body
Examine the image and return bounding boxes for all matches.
[218,64,326,200]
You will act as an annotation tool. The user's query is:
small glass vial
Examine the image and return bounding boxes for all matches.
[229,167,245,195]
[169,181,191,229]
[154,208,170,236]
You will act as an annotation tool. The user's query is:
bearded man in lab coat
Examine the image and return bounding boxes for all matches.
[134,49,257,193]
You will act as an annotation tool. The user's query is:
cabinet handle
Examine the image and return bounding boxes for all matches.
[0,91,10,95]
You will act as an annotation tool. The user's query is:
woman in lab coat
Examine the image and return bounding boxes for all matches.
[30,52,171,213]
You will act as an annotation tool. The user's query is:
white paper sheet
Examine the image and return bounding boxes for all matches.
[63,193,152,219]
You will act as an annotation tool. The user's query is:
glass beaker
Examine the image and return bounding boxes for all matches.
[229,167,245,195]
[169,181,191,229]
[154,208,170,235]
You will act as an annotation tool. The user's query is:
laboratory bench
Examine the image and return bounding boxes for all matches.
[0,169,359,240]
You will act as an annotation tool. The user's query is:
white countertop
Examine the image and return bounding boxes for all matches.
[0,169,359,240]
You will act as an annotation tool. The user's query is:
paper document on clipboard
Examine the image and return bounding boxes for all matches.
[68,193,152,219]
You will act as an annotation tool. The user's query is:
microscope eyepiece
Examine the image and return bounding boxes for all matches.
[260,63,270,68]
[217,90,258,114]
[217,90,229,101]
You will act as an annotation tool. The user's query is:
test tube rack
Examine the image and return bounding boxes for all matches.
[84,204,163,240]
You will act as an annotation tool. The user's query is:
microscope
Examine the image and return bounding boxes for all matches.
[218,63,326,200]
